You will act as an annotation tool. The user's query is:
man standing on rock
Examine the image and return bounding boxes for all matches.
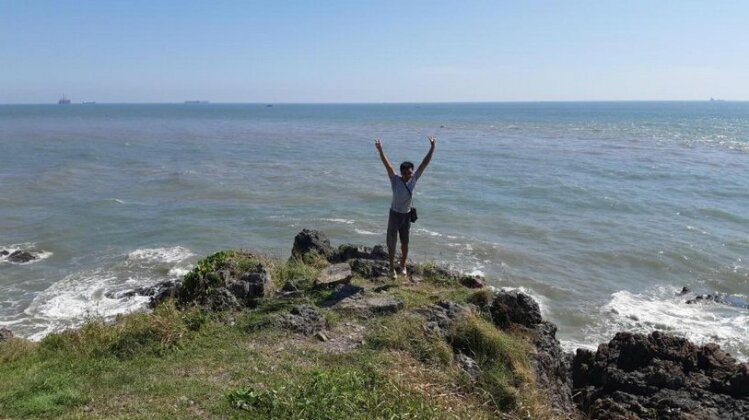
[375,136,436,280]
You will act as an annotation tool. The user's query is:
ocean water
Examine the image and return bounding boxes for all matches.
[1,102,748,359]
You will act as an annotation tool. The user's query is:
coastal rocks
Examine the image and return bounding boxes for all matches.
[0,327,14,342]
[684,292,749,309]
[459,275,484,289]
[332,289,403,317]
[291,229,333,260]
[6,250,38,263]
[329,244,389,263]
[490,290,543,329]
[349,258,390,279]
[178,251,273,309]
[313,263,352,289]
[320,284,366,307]
[455,352,481,379]
[571,331,749,419]
[277,305,327,336]
[490,291,579,417]
[419,300,473,337]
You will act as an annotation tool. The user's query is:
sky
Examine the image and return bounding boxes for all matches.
[1,0,748,103]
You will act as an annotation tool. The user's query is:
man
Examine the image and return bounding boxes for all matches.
[375,136,436,280]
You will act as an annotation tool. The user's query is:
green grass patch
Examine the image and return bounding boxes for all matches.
[227,365,444,419]
[365,313,453,366]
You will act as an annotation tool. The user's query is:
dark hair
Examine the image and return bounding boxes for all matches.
[400,161,414,171]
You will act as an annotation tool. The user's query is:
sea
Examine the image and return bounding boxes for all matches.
[1,102,748,360]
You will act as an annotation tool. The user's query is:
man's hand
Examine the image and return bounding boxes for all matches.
[375,138,395,178]
[417,136,436,176]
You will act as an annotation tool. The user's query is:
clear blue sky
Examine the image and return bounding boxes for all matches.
[1,0,747,103]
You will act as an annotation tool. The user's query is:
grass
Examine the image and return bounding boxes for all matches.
[0,254,551,419]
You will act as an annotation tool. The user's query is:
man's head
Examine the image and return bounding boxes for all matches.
[400,161,415,181]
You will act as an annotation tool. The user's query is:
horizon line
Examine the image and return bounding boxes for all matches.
[0,99,744,106]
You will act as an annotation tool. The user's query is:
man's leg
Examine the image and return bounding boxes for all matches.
[386,210,398,277]
[398,217,410,274]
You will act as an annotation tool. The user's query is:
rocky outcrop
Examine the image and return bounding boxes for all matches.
[490,290,580,418]
[419,300,473,337]
[314,263,352,289]
[490,290,543,329]
[572,331,749,419]
[178,251,273,309]
[291,229,334,260]
[332,290,404,317]
[349,258,390,279]
[7,250,37,263]
[0,327,14,342]
[329,244,388,263]
[277,305,327,336]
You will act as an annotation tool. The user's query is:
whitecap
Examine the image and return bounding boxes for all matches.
[587,287,749,360]
[127,246,194,263]
[354,228,379,235]
[322,218,355,224]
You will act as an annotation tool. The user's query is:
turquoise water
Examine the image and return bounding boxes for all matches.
[1,102,748,358]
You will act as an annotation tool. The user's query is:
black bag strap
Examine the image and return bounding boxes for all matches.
[400,177,412,197]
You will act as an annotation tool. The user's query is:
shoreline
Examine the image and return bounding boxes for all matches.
[1,229,747,418]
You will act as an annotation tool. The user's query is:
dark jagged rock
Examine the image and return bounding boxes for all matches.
[321,284,366,307]
[227,267,273,303]
[291,229,333,260]
[314,263,352,289]
[490,291,579,417]
[147,280,182,308]
[349,258,390,279]
[0,327,13,342]
[678,286,691,295]
[685,292,749,309]
[0,250,9,256]
[418,300,473,337]
[459,275,484,289]
[572,331,749,419]
[329,244,389,263]
[277,305,327,336]
[8,250,37,263]
[490,290,543,329]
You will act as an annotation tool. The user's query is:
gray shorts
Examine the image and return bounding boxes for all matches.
[387,208,411,252]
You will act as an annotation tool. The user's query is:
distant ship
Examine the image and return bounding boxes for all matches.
[184,100,209,104]
[58,95,71,104]
[709,97,725,102]
[82,101,96,105]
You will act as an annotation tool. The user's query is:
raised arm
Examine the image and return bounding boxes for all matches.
[375,138,395,178]
[416,136,436,176]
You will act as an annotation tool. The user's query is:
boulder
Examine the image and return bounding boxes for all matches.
[333,294,403,317]
[0,327,13,342]
[277,305,327,336]
[291,229,333,260]
[227,267,273,303]
[572,331,749,419]
[0,250,8,256]
[459,275,484,289]
[8,250,37,263]
[314,263,352,289]
[329,244,389,263]
[490,290,543,329]
[349,258,390,279]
